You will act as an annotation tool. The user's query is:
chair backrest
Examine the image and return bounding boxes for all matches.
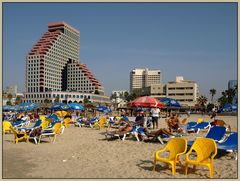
[48,114,59,122]
[180,118,188,125]
[190,138,217,162]
[9,126,21,137]
[3,121,12,133]
[33,119,42,128]
[195,122,210,129]
[52,123,63,134]
[187,122,198,129]
[197,118,203,123]
[165,138,187,160]
[40,120,49,129]
[206,126,226,141]
[39,115,46,122]
[63,117,71,125]
[98,117,107,126]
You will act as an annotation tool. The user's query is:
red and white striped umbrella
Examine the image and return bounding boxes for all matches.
[128,96,164,108]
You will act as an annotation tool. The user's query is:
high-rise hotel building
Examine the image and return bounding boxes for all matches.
[23,22,110,104]
[130,68,161,93]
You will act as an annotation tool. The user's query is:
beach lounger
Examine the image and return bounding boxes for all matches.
[188,125,227,147]
[12,120,29,128]
[105,125,138,141]
[136,127,175,144]
[93,117,107,129]
[217,132,238,160]
[38,122,64,144]
[16,119,42,132]
[187,121,210,134]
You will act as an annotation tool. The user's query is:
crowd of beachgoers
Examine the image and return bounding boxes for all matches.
[2,108,238,179]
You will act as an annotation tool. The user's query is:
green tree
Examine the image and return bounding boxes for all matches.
[7,93,13,101]
[209,88,216,103]
[197,95,208,108]
[124,91,129,100]
[6,100,12,106]
[83,98,90,104]
[94,90,100,95]
[15,95,23,105]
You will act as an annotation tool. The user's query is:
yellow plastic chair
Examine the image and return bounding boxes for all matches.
[94,117,107,129]
[9,126,29,144]
[197,118,203,123]
[61,111,68,117]
[55,111,62,118]
[3,121,12,134]
[63,117,71,128]
[185,138,217,178]
[39,115,46,122]
[40,120,49,129]
[153,138,187,175]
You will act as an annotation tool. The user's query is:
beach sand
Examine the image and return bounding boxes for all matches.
[2,114,238,179]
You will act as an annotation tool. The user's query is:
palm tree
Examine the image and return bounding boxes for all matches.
[197,95,208,108]
[209,89,216,103]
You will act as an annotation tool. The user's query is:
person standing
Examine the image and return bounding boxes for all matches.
[150,107,160,129]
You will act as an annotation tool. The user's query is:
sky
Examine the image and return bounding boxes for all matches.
[3,2,237,101]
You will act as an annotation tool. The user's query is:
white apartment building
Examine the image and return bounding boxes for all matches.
[130,68,161,93]
[24,22,109,104]
[166,76,199,107]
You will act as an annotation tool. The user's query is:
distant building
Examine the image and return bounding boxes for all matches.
[23,21,109,104]
[5,85,18,97]
[111,90,128,105]
[166,76,199,107]
[228,80,237,104]
[143,76,199,107]
[228,80,237,90]
[130,68,161,93]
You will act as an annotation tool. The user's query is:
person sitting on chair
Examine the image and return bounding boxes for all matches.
[166,113,183,133]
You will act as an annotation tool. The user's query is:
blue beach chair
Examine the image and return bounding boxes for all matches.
[187,121,210,134]
[217,132,238,160]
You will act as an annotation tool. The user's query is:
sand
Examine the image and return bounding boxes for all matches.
[2,114,238,179]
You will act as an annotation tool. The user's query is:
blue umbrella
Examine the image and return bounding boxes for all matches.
[160,97,181,108]
[68,103,84,111]
[96,106,112,113]
[50,103,70,110]
[3,105,12,111]
[221,103,237,112]
[19,102,39,111]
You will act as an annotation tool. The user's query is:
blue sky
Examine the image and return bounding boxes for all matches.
[3,3,237,100]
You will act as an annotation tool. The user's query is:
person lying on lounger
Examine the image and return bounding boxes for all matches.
[138,127,175,141]
[106,121,133,135]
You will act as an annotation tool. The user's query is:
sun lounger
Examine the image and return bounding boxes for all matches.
[187,121,210,134]
[217,132,237,160]
[188,125,227,147]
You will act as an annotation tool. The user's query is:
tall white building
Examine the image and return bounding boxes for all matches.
[24,22,109,104]
[130,68,161,93]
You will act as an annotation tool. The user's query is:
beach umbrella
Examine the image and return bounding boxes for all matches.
[159,97,181,108]
[96,105,112,113]
[221,103,237,112]
[3,105,12,111]
[50,103,69,111]
[68,103,84,111]
[18,102,39,111]
[128,96,164,108]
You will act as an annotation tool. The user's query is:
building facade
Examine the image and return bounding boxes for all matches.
[130,68,161,93]
[5,85,18,97]
[24,22,109,104]
[166,76,199,107]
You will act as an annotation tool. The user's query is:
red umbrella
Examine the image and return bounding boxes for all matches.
[128,96,164,108]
